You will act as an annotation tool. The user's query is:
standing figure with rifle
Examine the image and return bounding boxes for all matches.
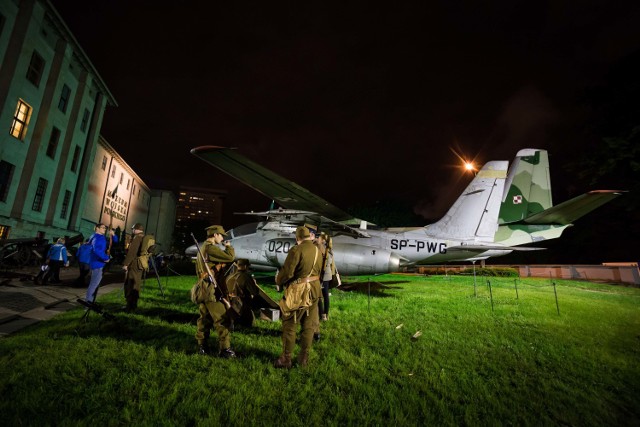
[194,225,236,358]
[122,223,147,312]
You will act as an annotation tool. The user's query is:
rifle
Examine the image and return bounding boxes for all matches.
[190,233,231,309]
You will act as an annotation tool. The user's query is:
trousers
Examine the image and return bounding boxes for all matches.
[195,300,231,351]
[281,298,319,355]
[85,268,103,302]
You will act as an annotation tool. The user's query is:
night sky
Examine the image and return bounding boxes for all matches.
[51,1,640,261]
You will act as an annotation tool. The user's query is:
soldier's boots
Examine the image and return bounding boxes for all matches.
[219,348,237,359]
[273,352,292,369]
[198,344,210,356]
[313,332,321,342]
[297,351,309,368]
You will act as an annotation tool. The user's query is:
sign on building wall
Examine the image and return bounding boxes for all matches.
[103,184,128,228]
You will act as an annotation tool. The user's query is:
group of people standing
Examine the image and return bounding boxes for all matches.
[195,223,336,369]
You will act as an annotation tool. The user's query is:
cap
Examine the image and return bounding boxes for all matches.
[235,259,250,267]
[206,225,228,237]
[304,223,317,235]
[132,223,144,231]
[295,225,311,239]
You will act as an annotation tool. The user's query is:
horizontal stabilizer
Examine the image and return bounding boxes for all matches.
[191,146,354,221]
[524,190,624,225]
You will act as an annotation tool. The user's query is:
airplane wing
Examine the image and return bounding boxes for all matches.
[191,146,354,221]
[524,190,624,225]
[446,245,544,251]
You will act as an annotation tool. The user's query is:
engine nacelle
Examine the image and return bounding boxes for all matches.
[332,243,401,275]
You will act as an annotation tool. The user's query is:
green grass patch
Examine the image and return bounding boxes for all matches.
[1,274,639,426]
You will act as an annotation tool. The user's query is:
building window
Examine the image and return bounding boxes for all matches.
[10,99,32,140]
[46,127,61,159]
[58,84,71,113]
[32,178,48,212]
[127,179,130,190]
[132,184,136,195]
[60,190,71,219]
[80,108,90,132]
[0,160,15,202]
[0,13,6,38]
[101,155,107,171]
[0,225,10,239]
[120,173,123,185]
[26,50,45,87]
[111,165,116,178]
[70,145,81,172]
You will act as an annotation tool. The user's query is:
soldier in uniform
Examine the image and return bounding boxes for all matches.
[273,226,323,368]
[225,259,260,328]
[122,223,145,312]
[195,225,236,358]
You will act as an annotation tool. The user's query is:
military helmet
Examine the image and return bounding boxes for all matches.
[206,225,228,237]
[132,223,144,231]
[235,259,250,267]
[295,225,310,239]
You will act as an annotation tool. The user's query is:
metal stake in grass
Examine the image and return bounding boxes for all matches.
[514,278,519,299]
[553,281,560,315]
[487,279,494,312]
[473,261,477,297]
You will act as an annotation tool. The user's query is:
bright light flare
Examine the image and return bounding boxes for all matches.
[449,146,478,173]
[464,161,475,172]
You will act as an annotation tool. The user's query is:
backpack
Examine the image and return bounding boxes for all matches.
[137,234,155,271]
[190,276,211,304]
[278,247,318,322]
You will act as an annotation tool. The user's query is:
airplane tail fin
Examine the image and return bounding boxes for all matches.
[499,149,552,224]
[425,161,508,240]
[495,149,623,246]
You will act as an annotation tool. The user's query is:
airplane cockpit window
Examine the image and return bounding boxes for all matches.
[227,222,259,239]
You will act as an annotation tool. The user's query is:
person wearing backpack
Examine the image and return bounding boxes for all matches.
[42,237,69,284]
[85,223,113,302]
[74,239,92,286]
[122,223,146,312]
[273,225,323,369]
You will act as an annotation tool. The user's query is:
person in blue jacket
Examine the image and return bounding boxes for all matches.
[42,238,69,284]
[84,223,114,302]
[74,239,92,286]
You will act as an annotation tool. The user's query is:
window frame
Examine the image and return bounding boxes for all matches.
[45,127,61,159]
[60,190,71,219]
[10,99,32,140]
[26,50,45,87]
[58,84,71,113]
[0,160,16,203]
[32,178,48,212]
[70,145,81,172]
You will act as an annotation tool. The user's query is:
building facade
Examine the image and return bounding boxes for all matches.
[0,0,117,240]
[0,1,177,251]
[174,186,226,249]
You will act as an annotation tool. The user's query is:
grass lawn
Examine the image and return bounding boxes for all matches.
[0,273,639,426]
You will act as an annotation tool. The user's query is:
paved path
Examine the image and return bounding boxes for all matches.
[0,265,125,337]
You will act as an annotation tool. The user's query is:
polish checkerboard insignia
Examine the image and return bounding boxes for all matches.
[513,195,523,204]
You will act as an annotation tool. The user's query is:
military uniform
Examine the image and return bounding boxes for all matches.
[194,227,235,355]
[226,262,260,328]
[123,227,145,311]
[274,226,323,368]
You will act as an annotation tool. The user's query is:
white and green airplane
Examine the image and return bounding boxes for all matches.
[187,147,622,275]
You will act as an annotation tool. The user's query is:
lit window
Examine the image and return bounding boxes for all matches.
[26,50,45,87]
[0,160,15,202]
[46,127,61,159]
[0,225,10,239]
[101,156,107,171]
[10,99,32,140]
[80,108,90,132]
[70,145,81,172]
[58,84,71,113]
[60,190,71,219]
[32,178,48,212]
